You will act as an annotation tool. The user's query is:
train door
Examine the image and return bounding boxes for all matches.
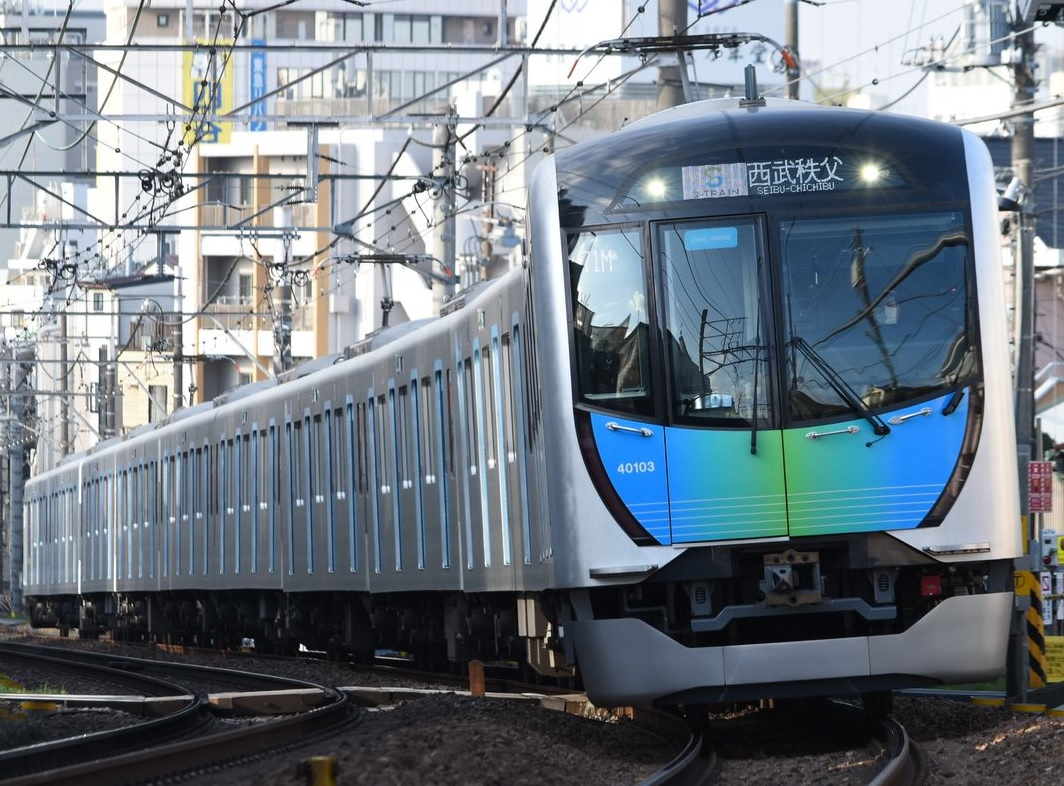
[655,217,786,544]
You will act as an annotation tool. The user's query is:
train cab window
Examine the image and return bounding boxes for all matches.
[779,211,974,422]
[569,226,653,416]
[658,218,771,426]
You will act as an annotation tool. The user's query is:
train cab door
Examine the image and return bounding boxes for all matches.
[655,217,788,544]
[572,220,786,546]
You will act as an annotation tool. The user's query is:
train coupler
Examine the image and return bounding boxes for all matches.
[760,549,822,606]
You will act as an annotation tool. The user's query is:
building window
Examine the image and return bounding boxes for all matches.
[93,292,104,312]
[157,13,170,27]
[238,273,253,304]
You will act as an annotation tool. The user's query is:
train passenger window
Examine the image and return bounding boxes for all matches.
[445,368,455,477]
[325,409,338,574]
[397,386,410,485]
[148,460,157,579]
[569,226,652,416]
[658,218,772,426]
[404,382,421,568]
[268,424,278,573]
[387,388,403,572]
[306,414,317,574]
[481,346,497,469]
[220,440,229,574]
[419,377,435,481]
[200,446,210,576]
[344,402,359,573]
[435,368,452,569]
[235,435,245,574]
[162,456,171,578]
[251,429,261,574]
[500,335,517,464]
[463,357,479,475]
[356,402,368,496]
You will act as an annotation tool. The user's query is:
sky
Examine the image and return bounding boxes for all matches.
[796,0,1064,112]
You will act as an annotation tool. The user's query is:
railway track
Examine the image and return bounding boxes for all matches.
[640,698,927,786]
[0,641,360,785]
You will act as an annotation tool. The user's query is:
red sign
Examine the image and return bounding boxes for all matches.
[1030,460,1054,513]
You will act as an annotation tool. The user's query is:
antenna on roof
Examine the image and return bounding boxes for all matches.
[739,64,766,108]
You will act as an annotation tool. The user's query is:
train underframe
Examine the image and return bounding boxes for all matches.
[24,587,574,683]
[24,537,1015,702]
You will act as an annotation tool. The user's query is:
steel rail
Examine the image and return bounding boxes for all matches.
[0,642,359,785]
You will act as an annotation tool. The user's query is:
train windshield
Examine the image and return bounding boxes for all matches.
[780,211,974,424]
[569,226,654,417]
[658,218,772,425]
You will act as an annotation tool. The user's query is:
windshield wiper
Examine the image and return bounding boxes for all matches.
[790,336,891,438]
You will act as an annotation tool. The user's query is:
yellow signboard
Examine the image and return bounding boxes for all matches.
[183,43,234,145]
[1046,636,1064,683]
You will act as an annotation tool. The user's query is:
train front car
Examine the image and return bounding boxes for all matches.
[529,98,1021,707]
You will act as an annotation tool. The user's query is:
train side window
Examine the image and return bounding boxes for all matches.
[251,429,261,574]
[356,401,368,496]
[178,451,187,576]
[397,385,410,487]
[419,377,435,482]
[500,335,517,463]
[569,226,653,416]
[491,332,511,565]
[162,455,171,578]
[445,368,455,477]
[325,408,338,574]
[237,435,247,574]
[148,459,157,579]
[219,440,229,575]
[370,394,385,574]
[286,420,298,575]
[200,446,210,576]
[435,368,452,569]
[481,345,497,469]
[387,386,403,572]
[464,357,479,475]
[268,423,278,573]
[307,413,317,574]
[345,401,358,573]
[410,378,426,569]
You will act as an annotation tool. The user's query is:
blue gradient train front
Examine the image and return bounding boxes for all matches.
[530,97,1021,705]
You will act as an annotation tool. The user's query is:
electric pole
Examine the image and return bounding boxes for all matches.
[785,0,800,99]
[657,0,686,110]
[1008,7,1039,699]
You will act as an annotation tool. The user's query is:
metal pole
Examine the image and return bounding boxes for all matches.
[657,0,686,110]
[1008,9,1038,700]
[784,0,800,99]
[431,107,457,312]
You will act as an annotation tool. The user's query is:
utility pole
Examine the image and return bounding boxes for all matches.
[1008,7,1038,699]
[431,107,457,313]
[784,0,800,99]
[657,0,686,110]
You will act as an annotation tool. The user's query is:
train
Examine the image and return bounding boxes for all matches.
[22,92,1022,708]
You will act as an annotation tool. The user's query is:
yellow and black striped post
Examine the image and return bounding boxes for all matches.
[1017,571,1048,690]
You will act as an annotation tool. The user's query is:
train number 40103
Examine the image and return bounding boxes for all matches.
[617,461,656,474]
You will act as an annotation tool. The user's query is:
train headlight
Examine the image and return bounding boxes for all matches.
[860,163,884,183]
[644,177,667,199]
